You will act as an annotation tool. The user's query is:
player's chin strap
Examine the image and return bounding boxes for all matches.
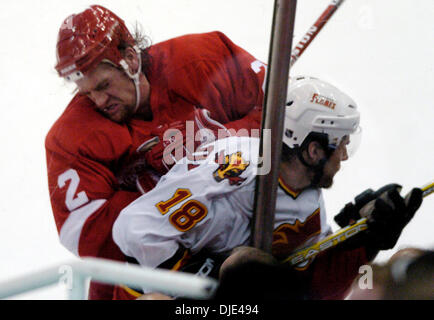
[119,45,142,113]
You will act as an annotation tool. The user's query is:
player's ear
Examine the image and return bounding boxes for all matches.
[306,141,324,163]
[122,46,140,74]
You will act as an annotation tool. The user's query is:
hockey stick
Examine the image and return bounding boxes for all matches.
[282,181,434,267]
[290,0,346,67]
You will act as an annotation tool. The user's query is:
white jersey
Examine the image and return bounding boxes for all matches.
[113,136,331,270]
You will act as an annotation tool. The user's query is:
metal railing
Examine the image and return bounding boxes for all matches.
[0,257,218,300]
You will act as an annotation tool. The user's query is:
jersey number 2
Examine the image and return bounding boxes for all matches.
[156,189,208,232]
[58,169,89,212]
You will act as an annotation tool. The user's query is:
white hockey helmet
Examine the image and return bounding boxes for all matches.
[283,76,361,156]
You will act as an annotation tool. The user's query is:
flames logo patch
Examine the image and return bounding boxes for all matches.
[310,93,336,110]
[213,151,250,186]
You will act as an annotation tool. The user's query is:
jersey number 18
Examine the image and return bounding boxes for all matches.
[156,189,208,232]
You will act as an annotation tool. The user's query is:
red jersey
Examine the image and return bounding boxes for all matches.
[45,31,266,299]
[146,31,265,131]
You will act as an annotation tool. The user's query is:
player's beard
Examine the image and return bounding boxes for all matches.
[318,174,334,189]
[309,165,335,189]
[316,158,340,189]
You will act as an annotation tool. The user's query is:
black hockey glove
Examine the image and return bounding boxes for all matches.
[334,183,400,227]
[334,184,423,252]
[362,186,423,250]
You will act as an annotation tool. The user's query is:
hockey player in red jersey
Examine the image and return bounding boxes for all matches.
[46,5,266,299]
[112,76,423,300]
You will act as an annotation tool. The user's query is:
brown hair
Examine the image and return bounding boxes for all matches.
[118,22,153,76]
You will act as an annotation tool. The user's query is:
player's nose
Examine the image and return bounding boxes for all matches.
[341,146,349,161]
[89,91,109,109]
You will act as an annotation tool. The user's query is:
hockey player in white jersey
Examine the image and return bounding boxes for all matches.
[112,76,423,300]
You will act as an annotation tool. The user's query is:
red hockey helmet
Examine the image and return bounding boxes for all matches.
[55,5,136,81]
